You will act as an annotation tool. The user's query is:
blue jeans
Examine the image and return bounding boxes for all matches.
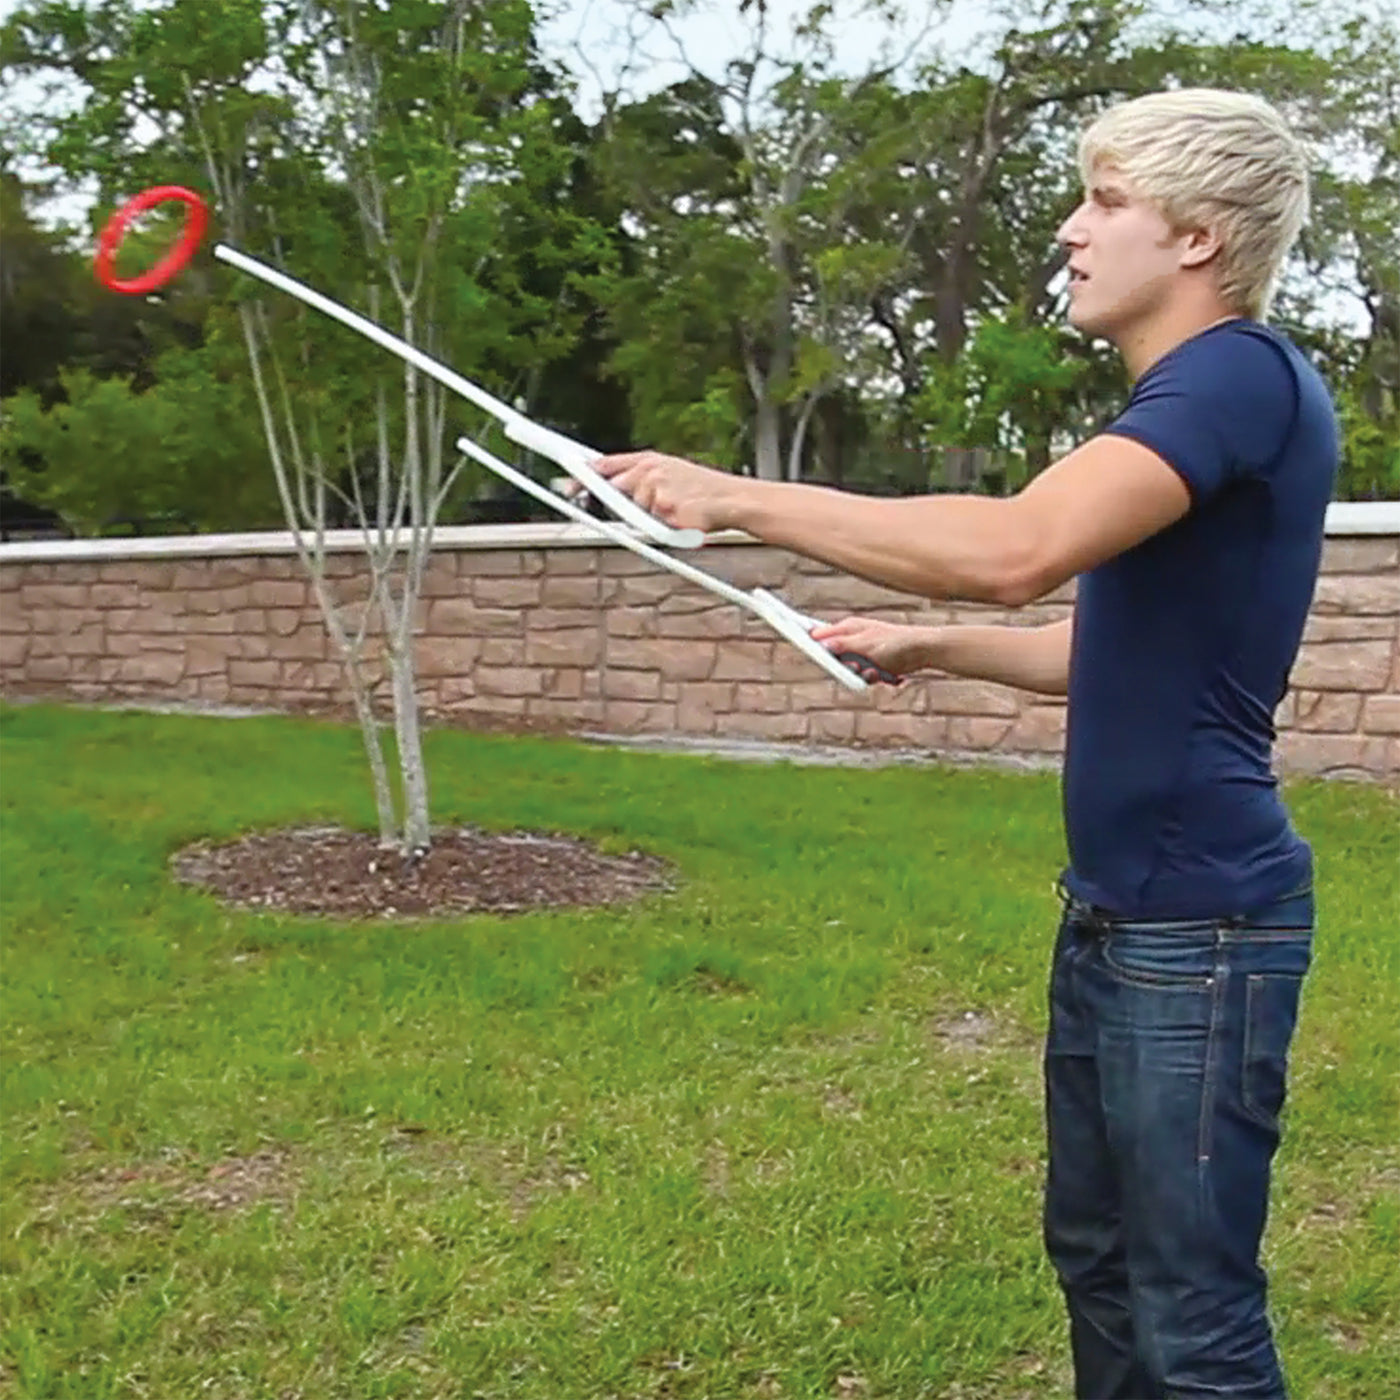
[1043,884,1313,1399]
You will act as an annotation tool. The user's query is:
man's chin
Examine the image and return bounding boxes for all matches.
[1067,303,1111,339]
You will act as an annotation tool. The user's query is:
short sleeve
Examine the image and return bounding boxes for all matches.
[1102,326,1299,506]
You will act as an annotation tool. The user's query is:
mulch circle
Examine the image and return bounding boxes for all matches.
[171,825,673,919]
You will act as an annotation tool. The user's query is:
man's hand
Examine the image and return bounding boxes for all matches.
[810,618,933,681]
[815,615,1075,694]
[592,451,750,534]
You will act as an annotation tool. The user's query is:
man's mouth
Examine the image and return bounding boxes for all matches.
[1068,266,1089,285]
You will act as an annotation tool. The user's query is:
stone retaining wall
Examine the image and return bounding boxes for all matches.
[2,525,1397,780]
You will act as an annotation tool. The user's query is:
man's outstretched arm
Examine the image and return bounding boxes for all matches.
[595,434,1191,606]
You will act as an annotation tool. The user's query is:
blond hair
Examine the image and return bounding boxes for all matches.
[1079,89,1309,319]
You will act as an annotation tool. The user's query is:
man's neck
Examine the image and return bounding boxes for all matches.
[1117,304,1243,381]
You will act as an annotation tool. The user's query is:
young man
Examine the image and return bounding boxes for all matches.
[594,89,1338,1398]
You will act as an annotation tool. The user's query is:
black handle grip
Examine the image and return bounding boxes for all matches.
[832,651,902,685]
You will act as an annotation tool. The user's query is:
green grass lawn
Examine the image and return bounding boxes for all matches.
[1,703,1396,1399]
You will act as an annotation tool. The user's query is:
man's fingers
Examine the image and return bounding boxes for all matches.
[811,617,864,645]
[593,451,652,478]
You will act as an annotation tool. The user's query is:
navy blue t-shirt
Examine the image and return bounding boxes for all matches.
[1062,319,1338,919]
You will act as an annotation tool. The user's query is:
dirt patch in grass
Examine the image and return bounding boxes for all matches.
[62,1148,296,1220]
[172,824,672,919]
[929,1009,1001,1050]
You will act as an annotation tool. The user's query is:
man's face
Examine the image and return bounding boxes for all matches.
[1057,166,1190,341]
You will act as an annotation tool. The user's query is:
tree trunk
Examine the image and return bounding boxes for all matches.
[343,652,397,847]
[753,393,783,480]
[389,647,430,854]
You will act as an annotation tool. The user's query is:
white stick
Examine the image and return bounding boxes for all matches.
[212,243,703,549]
[455,436,866,692]
[456,437,750,607]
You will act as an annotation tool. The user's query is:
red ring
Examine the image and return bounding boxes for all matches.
[94,185,210,294]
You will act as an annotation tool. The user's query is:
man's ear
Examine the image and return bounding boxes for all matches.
[1179,224,1223,269]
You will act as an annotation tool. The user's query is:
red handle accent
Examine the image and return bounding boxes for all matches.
[94,184,210,294]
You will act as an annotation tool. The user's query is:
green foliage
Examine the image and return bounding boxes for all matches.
[1336,383,1400,501]
[2,0,1397,501]
[916,314,1088,483]
[2,347,282,532]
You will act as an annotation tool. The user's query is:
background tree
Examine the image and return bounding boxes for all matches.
[1,0,603,853]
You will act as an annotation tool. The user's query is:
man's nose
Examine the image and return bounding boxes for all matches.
[1057,202,1089,248]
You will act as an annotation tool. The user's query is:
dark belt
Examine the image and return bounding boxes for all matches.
[1055,876,1313,934]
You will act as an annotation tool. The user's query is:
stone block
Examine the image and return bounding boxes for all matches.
[732,682,790,714]
[605,608,649,638]
[722,709,812,741]
[416,559,460,598]
[526,631,601,668]
[97,562,175,587]
[607,636,673,672]
[1276,732,1390,778]
[606,700,678,732]
[854,710,940,745]
[527,696,607,727]
[428,600,519,636]
[250,579,310,609]
[543,547,602,577]
[475,666,546,697]
[229,659,282,687]
[478,637,527,667]
[415,636,483,678]
[946,716,1016,750]
[1302,615,1396,643]
[543,668,585,700]
[527,607,600,631]
[172,563,219,591]
[782,576,908,614]
[185,639,232,678]
[1291,641,1391,692]
[654,606,736,640]
[869,680,925,714]
[692,546,789,591]
[27,655,72,681]
[676,682,734,733]
[266,608,303,637]
[280,661,331,692]
[1361,694,1400,736]
[182,590,229,616]
[1288,692,1364,733]
[789,679,857,708]
[712,639,777,682]
[603,669,662,701]
[656,590,726,616]
[474,576,543,607]
[651,639,718,682]
[540,574,600,607]
[1319,539,1399,574]
[19,583,90,610]
[458,549,545,578]
[61,624,107,657]
[598,550,657,576]
[88,582,146,609]
[441,689,515,721]
[924,678,1020,717]
[770,645,838,684]
[1003,705,1068,752]
[808,710,858,743]
[602,574,683,607]
[1310,575,1399,616]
